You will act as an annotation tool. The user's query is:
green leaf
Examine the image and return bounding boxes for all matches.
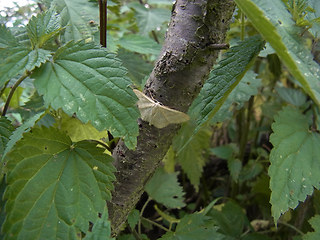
[145,167,185,209]
[0,24,19,48]
[191,36,264,128]
[173,123,211,191]
[269,107,320,222]
[33,40,139,149]
[303,215,320,240]
[52,0,99,41]
[176,36,264,156]
[211,70,262,123]
[306,0,320,37]
[2,112,45,161]
[118,34,161,55]
[208,201,249,238]
[3,127,116,240]
[127,209,140,230]
[239,160,263,182]
[228,158,242,183]
[235,0,320,106]
[117,48,153,88]
[0,117,14,159]
[130,3,171,35]
[160,212,224,240]
[0,47,51,87]
[83,207,114,240]
[26,8,62,48]
[276,87,308,107]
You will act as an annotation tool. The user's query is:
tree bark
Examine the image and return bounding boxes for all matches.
[108,0,235,235]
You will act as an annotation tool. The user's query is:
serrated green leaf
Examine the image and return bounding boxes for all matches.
[127,209,140,230]
[276,87,307,107]
[191,36,264,128]
[0,117,14,159]
[208,201,249,238]
[32,40,139,149]
[2,112,44,160]
[118,34,161,55]
[0,24,19,48]
[83,207,114,240]
[52,0,99,41]
[176,37,264,156]
[173,123,211,191]
[3,127,116,240]
[160,212,224,240]
[26,8,62,48]
[235,0,320,106]
[0,47,51,87]
[130,3,171,35]
[117,48,153,88]
[145,167,185,209]
[303,215,320,240]
[269,107,320,222]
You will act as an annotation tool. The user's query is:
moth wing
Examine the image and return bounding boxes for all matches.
[133,89,190,128]
[133,89,156,123]
[150,105,190,128]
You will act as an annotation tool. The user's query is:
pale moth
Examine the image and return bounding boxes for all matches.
[133,89,190,128]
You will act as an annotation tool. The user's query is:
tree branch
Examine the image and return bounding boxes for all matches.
[108,0,235,235]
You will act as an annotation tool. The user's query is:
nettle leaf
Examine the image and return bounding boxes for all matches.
[127,209,140,230]
[235,0,320,105]
[212,70,262,123]
[3,127,116,240]
[2,112,45,160]
[145,167,185,209]
[0,24,19,48]
[0,47,52,87]
[33,40,139,149]
[26,8,62,48]
[160,212,224,240]
[0,117,14,159]
[269,107,320,222]
[130,3,171,35]
[173,123,211,191]
[176,37,264,156]
[83,207,114,240]
[191,36,264,129]
[52,0,99,41]
[118,34,161,55]
[208,201,249,238]
[276,87,307,107]
[303,215,320,240]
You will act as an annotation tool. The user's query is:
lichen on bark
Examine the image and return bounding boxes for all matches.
[108,0,235,235]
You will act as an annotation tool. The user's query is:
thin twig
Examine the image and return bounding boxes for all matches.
[2,72,29,116]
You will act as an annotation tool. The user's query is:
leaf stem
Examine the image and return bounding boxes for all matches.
[1,72,29,117]
[141,217,171,232]
[278,221,304,235]
[138,196,152,235]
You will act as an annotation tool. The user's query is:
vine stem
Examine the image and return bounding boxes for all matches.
[141,217,170,232]
[1,72,29,117]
